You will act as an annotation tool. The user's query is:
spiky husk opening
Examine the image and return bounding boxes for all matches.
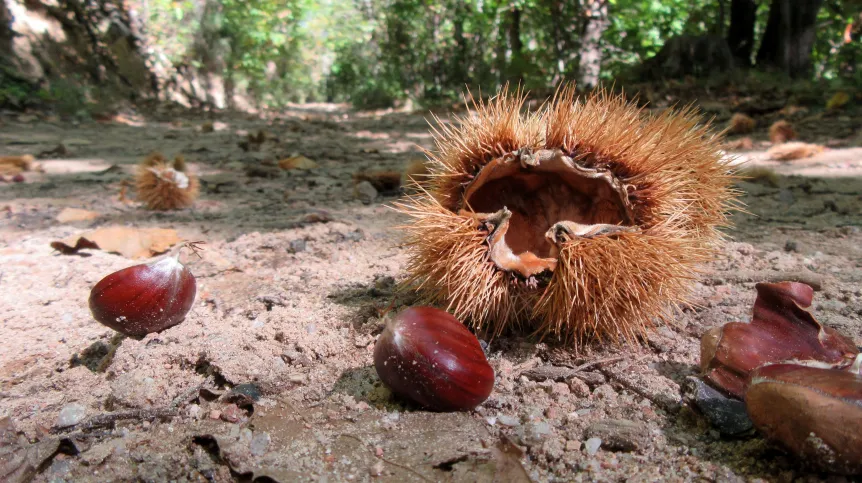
[135,153,199,211]
[396,85,737,346]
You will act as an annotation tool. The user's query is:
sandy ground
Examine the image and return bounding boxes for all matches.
[0,104,861,482]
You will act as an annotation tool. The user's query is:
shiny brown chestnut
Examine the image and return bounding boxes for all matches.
[373,307,494,411]
[88,246,198,337]
[701,282,858,398]
[746,362,862,475]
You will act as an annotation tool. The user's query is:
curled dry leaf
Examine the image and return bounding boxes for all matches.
[55,207,100,223]
[278,155,318,170]
[701,282,858,399]
[51,226,182,259]
[767,142,825,161]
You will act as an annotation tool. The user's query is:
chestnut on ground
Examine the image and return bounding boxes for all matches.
[396,85,736,345]
[373,307,494,412]
[89,243,200,337]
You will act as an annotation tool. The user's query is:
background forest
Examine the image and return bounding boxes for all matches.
[0,0,860,113]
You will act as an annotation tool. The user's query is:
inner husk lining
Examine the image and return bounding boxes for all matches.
[461,149,634,278]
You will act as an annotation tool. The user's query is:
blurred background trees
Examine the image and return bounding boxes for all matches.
[0,0,860,111]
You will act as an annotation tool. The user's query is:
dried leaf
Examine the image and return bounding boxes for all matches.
[0,417,67,483]
[766,142,824,161]
[278,155,318,170]
[51,227,181,259]
[56,208,100,223]
[490,436,532,483]
[826,91,850,110]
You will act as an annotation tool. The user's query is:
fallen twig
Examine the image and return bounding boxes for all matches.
[51,408,178,434]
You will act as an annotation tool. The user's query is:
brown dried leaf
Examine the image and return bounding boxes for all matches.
[490,436,532,483]
[56,208,100,223]
[278,155,318,170]
[0,417,66,483]
[51,227,181,259]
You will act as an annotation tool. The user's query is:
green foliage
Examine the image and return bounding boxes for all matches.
[132,0,861,109]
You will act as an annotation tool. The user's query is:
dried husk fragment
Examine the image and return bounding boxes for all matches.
[701,282,858,399]
[746,363,862,474]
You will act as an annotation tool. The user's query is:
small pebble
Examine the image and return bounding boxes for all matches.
[584,437,602,455]
[250,432,271,456]
[497,414,519,427]
[232,383,262,401]
[584,419,649,452]
[288,239,306,253]
[354,180,378,204]
[56,403,87,427]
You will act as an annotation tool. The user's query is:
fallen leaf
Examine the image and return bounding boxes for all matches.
[491,436,533,483]
[766,142,825,161]
[56,208,100,223]
[826,92,850,111]
[278,155,318,170]
[0,417,70,483]
[51,227,181,258]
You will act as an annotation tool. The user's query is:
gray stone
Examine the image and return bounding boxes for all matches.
[497,414,520,427]
[685,377,754,436]
[55,403,87,427]
[354,181,378,204]
[584,437,602,455]
[584,419,649,452]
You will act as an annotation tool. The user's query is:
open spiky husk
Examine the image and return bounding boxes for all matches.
[135,153,199,211]
[395,85,738,346]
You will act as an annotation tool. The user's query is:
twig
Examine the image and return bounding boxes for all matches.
[170,385,203,408]
[567,355,626,373]
[51,408,178,434]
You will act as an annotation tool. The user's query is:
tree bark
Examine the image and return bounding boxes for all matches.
[756,0,825,77]
[0,0,13,58]
[578,0,608,88]
[727,0,757,67]
[508,6,523,58]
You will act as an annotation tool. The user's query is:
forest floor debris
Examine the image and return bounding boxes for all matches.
[0,103,861,481]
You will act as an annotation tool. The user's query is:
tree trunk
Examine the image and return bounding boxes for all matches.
[578,0,608,88]
[508,6,523,59]
[0,0,13,58]
[727,0,757,67]
[451,2,469,86]
[756,0,825,77]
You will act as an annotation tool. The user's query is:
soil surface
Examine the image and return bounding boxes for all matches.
[1,103,861,482]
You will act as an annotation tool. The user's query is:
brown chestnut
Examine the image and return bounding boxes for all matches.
[373,307,494,411]
[89,248,197,337]
[746,362,862,474]
[702,282,858,398]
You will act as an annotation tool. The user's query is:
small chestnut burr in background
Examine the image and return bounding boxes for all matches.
[88,242,201,337]
[373,307,494,412]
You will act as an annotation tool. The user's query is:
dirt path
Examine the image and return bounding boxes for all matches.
[1,105,861,482]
